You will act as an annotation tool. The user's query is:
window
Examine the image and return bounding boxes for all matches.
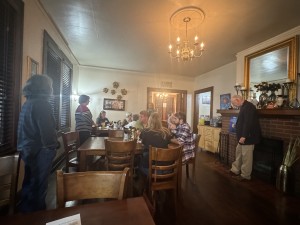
[0,0,23,155]
[43,31,72,134]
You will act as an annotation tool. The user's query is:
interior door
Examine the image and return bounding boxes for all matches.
[193,87,214,133]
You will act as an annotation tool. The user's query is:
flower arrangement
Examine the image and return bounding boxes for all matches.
[282,137,300,167]
[254,82,269,92]
[268,83,281,92]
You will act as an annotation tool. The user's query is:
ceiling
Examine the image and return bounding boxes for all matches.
[39,0,300,77]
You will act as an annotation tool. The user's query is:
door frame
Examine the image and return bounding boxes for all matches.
[147,87,187,118]
[193,87,214,132]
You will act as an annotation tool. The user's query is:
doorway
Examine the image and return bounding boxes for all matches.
[147,87,187,121]
[193,87,213,132]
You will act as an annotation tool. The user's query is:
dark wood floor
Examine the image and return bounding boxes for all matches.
[46,151,300,225]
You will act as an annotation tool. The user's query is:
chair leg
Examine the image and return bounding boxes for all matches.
[186,163,189,178]
[192,159,196,184]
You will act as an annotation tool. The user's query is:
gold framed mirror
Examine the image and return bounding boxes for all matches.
[244,36,298,98]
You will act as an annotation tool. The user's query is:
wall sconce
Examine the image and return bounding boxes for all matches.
[234,83,241,95]
[72,92,79,102]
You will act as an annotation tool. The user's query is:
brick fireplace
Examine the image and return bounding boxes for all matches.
[217,109,300,196]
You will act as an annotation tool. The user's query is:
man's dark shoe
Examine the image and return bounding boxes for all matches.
[228,170,239,176]
[232,175,250,182]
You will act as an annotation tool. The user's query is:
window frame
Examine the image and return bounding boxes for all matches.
[0,0,23,156]
[43,31,73,135]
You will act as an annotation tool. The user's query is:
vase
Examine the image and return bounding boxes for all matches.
[268,91,277,102]
[276,165,294,194]
[258,91,268,108]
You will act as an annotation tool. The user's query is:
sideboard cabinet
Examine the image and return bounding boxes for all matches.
[198,125,221,153]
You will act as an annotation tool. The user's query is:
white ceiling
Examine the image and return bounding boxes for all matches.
[39,0,300,77]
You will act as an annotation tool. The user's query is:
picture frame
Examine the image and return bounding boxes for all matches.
[27,56,39,76]
[103,98,125,111]
[220,93,231,109]
[244,36,298,96]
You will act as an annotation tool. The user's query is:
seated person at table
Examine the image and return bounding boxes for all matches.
[122,112,133,127]
[96,110,110,127]
[169,112,195,164]
[124,113,139,129]
[134,110,150,130]
[139,112,172,175]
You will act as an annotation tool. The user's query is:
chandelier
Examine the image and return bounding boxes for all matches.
[168,7,205,61]
[156,92,168,100]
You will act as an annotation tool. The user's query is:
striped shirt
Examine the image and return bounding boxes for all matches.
[75,105,93,132]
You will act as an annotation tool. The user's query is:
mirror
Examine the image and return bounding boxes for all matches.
[147,87,187,121]
[193,87,213,132]
[244,36,298,98]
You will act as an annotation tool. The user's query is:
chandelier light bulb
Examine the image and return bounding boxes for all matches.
[200,42,204,49]
[194,35,198,42]
[176,37,180,44]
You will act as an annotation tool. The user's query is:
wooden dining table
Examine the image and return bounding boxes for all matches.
[2,197,155,225]
[78,137,143,172]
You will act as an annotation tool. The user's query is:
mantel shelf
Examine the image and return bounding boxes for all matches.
[217,109,300,118]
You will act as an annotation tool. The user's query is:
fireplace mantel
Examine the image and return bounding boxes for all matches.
[217,109,300,118]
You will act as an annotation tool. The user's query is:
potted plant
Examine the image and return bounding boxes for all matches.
[276,137,300,194]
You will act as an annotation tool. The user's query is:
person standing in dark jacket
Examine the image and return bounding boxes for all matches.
[230,95,261,181]
[17,75,58,212]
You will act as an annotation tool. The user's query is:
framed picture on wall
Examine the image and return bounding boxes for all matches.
[103,98,125,111]
[27,56,39,76]
[220,93,231,109]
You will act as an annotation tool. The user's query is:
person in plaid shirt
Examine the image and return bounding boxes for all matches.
[169,112,195,163]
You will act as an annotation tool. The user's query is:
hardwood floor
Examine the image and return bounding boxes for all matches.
[45,151,300,225]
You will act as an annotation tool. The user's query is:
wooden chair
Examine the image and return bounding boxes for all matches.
[147,145,182,214]
[108,129,124,138]
[185,133,201,183]
[62,131,80,173]
[56,167,129,208]
[105,139,136,196]
[0,153,20,215]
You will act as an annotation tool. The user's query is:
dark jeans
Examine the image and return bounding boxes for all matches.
[18,148,56,213]
[79,131,91,145]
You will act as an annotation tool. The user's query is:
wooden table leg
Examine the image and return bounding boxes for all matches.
[79,151,86,172]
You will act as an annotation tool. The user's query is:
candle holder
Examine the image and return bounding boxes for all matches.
[282,81,293,107]
[234,84,241,95]
[240,88,247,100]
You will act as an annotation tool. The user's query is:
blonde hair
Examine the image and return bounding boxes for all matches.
[147,112,170,139]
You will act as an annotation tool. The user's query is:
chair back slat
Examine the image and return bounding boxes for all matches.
[148,145,182,190]
[105,139,136,172]
[56,168,129,208]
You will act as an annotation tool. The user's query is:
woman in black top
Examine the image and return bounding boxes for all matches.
[139,112,172,175]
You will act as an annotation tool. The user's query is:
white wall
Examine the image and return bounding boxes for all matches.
[71,66,195,130]
[22,0,79,95]
[194,62,236,117]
